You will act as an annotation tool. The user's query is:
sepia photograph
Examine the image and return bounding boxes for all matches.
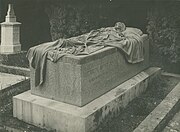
[0,0,180,131]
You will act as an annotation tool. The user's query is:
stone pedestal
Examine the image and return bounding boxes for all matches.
[0,4,21,53]
[13,67,161,132]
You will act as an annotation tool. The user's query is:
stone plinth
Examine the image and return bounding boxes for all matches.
[13,67,161,132]
[31,34,149,106]
[0,22,21,53]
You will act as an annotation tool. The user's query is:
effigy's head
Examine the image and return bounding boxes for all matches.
[115,22,126,32]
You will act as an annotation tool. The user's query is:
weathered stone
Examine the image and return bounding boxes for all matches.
[0,72,27,90]
[5,4,16,22]
[13,67,160,132]
[31,34,149,106]
[0,72,29,106]
[0,4,21,53]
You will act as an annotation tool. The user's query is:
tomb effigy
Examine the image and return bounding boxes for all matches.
[28,22,148,106]
[13,22,160,132]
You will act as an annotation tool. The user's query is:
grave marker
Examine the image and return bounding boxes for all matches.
[0,4,21,53]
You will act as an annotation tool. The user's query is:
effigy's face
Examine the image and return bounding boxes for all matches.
[114,22,126,32]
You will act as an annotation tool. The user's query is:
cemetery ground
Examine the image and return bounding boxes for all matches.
[0,71,180,132]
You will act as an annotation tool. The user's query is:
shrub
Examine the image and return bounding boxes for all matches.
[44,3,101,40]
[44,1,148,41]
[147,2,180,65]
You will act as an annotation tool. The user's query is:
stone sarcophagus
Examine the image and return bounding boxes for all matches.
[14,30,162,132]
[30,34,149,107]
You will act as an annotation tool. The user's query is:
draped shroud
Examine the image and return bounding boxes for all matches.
[27,26,144,87]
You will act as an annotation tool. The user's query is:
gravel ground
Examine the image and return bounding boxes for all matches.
[0,75,179,132]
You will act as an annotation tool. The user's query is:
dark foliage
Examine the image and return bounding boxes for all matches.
[44,1,148,40]
[147,2,180,65]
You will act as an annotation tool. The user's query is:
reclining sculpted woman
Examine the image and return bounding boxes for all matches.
[27,22,144,86]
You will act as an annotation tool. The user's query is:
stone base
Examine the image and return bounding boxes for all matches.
[13,67,161,132]
[0,72,29,106]
[0,44,21,53]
